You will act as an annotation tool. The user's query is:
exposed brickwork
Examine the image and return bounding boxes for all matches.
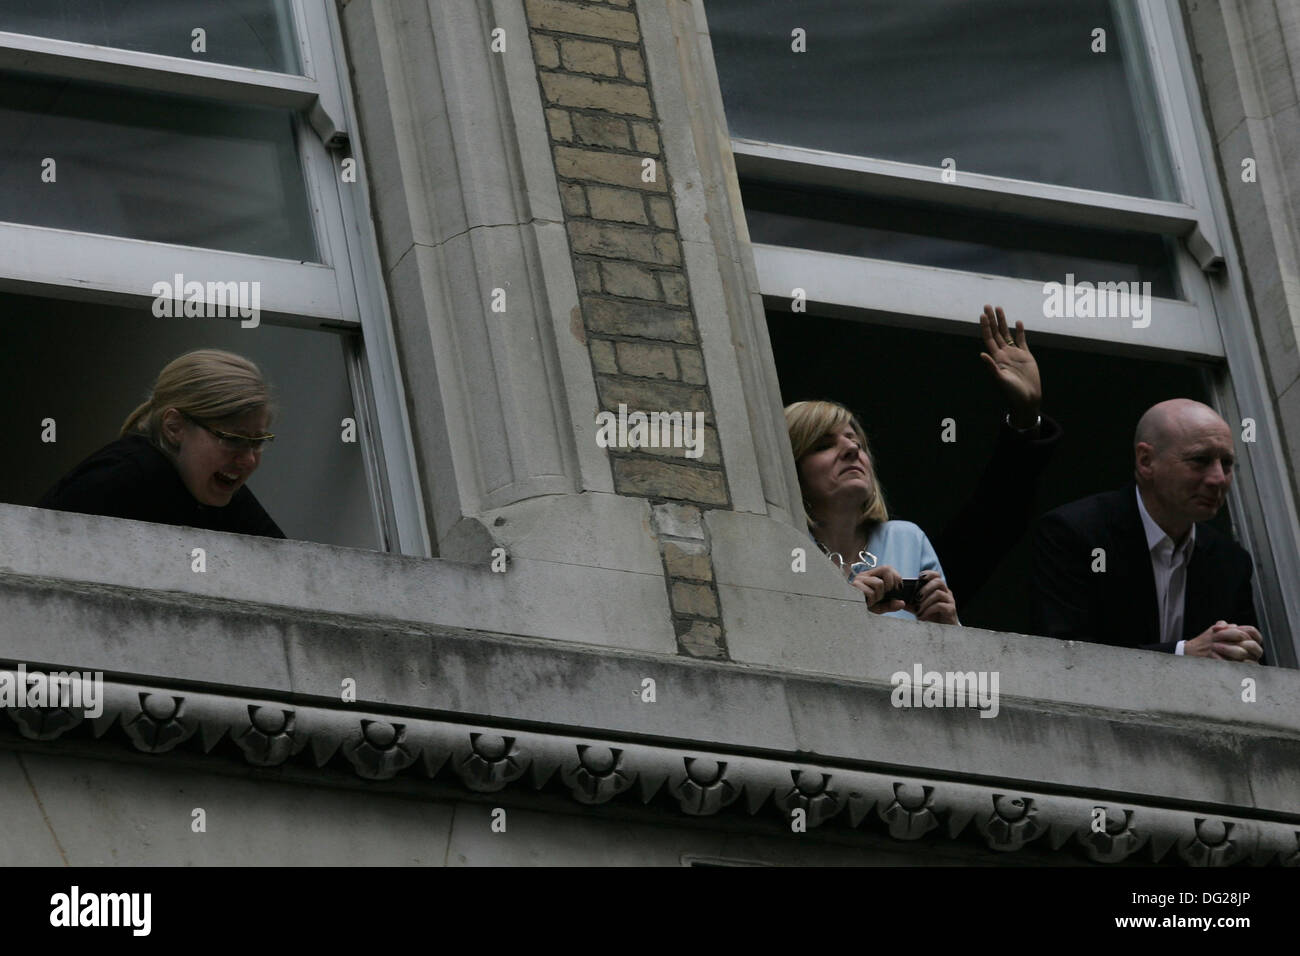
[525,0,729,656]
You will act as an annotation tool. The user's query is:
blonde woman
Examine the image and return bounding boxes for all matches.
[39,349,284,538]
[786,306,1059,623]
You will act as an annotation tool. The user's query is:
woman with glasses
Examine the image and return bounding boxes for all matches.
[38,349,284,538]
[785,306,1059,624]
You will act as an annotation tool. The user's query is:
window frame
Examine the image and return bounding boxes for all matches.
[706,0,1300,661]
[0,1,430,557]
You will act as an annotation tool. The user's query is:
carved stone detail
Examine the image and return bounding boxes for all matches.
[340,719,418,780]
[3,674,1295,866]
[453,733,528,792]
[233,705,306,767]
[979,794,1046,852]
[122,692,196,753]
[1178,817,1249,867]
[879,782,940,840]
[671,756,741,816]
[560,744,634,804]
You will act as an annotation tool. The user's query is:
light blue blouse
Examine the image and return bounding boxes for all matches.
[849,520,946,622]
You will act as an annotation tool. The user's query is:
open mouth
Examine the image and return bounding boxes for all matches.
[214,471,242,492]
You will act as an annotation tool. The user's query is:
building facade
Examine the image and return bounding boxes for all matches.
[0,0,1297,865]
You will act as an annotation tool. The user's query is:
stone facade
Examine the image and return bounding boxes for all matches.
[0,0,1297,865]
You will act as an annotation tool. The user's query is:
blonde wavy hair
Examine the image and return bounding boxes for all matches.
[785,400,889,534]
[121,349,273,451]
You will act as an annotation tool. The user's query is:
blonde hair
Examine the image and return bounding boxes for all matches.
[121,349,273,450]
[785,400,888,533]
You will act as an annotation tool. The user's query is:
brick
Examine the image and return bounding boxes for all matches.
[583,298,697,342]
[631,121,660,154]
[568,220,677,264]
[652,502,703,539]
[553,146,664,192]
[559,182,587,216]
[615,457,727,505]
[618,48,646,83]
[589,337,617,373]
[545,107,573,141]
[602,262,661,301]
[539,73,651,117]
[571,113,631,149]
[630,423,720,466]
[675,620,727,659]
[616,339,677,376]
[664,543,711,583]
[659,271,689,306]
[531,34,560,69]
[647,196,675,228]
[574,258,602,293]
[586,184,647,223]
[652,232,682,265]
[560,38,620,76]
[677,349,707,385]
[597,376,710,412]
[525,0,640,42]
[670,580,720,617]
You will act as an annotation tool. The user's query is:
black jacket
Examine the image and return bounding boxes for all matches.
[935,415,1062,606]
[1031,485,1257,652]
[37,434,285,539]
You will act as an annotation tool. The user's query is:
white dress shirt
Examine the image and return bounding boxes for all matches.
[1135,487,1196,654]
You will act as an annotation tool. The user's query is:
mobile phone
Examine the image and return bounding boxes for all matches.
[883,577,922,605]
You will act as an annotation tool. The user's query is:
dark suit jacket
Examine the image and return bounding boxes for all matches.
[935,415,1062,607]
[1031,486,1258,653]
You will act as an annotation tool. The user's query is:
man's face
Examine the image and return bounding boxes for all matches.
[1138,412,1235,527]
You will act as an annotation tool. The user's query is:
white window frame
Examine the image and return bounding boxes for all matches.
[710,0,1300,660]
[0,1,430,557]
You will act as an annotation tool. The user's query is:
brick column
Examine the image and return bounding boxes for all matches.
[525,0,730,657]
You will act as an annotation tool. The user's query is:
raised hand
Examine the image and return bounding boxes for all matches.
[979,304,1041,429]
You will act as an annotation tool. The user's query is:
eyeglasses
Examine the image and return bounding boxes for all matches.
[183,413,275,453]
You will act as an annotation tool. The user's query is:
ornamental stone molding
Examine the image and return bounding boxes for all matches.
[2,670,1295,866]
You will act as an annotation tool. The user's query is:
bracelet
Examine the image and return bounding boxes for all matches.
[1005,412,1042,433]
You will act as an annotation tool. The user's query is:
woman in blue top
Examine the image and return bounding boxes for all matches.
[785,306,1050,623]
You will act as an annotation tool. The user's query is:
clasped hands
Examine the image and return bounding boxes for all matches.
[848,565,958,625]
[1184,620,1263,662]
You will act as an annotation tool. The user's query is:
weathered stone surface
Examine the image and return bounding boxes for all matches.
[571,113,631,149]
[526,0,640,42]
[560,38,620,76]
[582,297,697,342]
[664,541,712,580]
[586,184,647,223]
[612,457,729,504]
[540,73,652,116]
[597,376,710,412]
[554,145,665,189]
[671,581,720,618]
[589,337,618,374]
[569,221,677,264]
[603,262,662,301]
[615,339,677,376]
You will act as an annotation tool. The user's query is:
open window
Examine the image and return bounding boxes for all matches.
[0,0,427,554]
[703,0,1298,662]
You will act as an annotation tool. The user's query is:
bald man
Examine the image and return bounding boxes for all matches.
[1032,399,1263,661]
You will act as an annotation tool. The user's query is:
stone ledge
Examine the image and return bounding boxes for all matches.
[2,672,1295,865]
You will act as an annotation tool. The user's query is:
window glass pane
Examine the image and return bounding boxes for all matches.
[1,292,380,551]
[0,70,318,260]
[0,0,300,74]
[707,0,1177,199]
[742,182,1179,296]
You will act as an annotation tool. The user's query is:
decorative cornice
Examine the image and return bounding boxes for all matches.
[4,673,1297,866]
